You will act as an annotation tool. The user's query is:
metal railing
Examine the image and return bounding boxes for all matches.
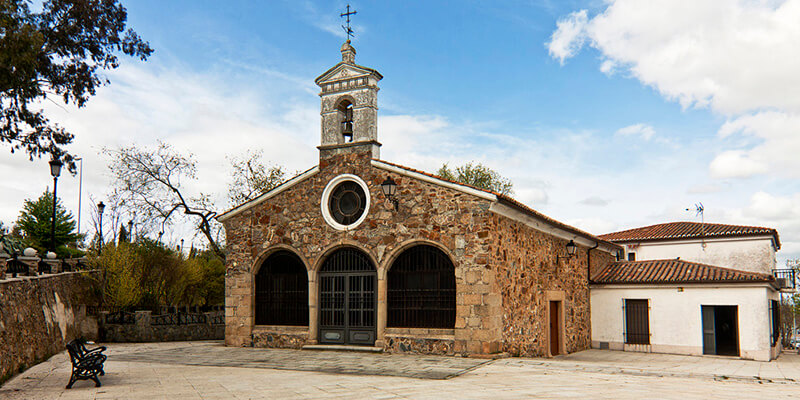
[773,268,797,290]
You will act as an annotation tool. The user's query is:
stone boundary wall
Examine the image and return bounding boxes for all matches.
[0,271,101,385]
[100,311,224,342]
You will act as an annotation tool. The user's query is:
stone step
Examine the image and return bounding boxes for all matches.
[302,344,384,353]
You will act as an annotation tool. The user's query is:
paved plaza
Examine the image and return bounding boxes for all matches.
[2,341,800,399]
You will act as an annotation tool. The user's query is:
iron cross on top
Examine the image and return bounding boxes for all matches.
[341,4,357,40]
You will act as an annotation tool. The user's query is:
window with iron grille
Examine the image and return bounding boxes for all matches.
[625,299,650,345]
[627,252,636,261]
[255,250,309,326]
[388,245,455,329]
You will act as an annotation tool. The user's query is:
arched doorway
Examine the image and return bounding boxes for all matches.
[388,244,456,328]
[255,250,309,326]
[318,248,376,345]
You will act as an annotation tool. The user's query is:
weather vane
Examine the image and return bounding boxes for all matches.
[341,4,357,41]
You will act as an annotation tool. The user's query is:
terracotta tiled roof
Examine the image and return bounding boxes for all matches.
[599,221,780,249]
[374,159,621,249]
[592,259,775,285]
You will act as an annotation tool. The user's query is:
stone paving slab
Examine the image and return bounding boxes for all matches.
[536,349,800,383]
[107,341,490,380]
[4,342,800,399]
[3,345,800,399]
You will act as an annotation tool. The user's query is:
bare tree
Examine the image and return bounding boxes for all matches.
[105,142,224,260]
[227,149,286,206]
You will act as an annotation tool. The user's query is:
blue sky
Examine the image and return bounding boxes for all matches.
[1,0,798,263]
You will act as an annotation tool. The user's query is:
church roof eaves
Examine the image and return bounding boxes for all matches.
[216,165,319,222]
[372,159,620,252]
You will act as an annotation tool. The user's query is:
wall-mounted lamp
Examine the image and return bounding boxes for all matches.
[380,176,399,211]
[556,240,578,263]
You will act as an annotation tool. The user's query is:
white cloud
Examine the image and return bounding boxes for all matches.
[550,0,800,180]
[615,123,655,140]
[715,111,800,177]
[554,1,800,115]
[709,150,768,178]
[579,196,609,207]
[547,10,588,65]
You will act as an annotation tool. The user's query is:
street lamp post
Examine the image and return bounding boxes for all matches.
[75,157,83,247]
[49,159,63,253]
[97,201,105,254]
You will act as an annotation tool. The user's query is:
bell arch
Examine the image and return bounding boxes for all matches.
[336,98,355,143]
[387,244,456,329]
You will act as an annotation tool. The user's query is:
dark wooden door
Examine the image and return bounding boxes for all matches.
[318,248,376,346]
[550,301,560,356]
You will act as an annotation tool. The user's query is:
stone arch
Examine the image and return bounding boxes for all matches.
[385,241,457,329]
[381,238,458,273]
[252,244,311,276]
[253,247,309,326]
[312,241,380,273]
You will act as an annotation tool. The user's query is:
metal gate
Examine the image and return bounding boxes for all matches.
[319,248,376,345]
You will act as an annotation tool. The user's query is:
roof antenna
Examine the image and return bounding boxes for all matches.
[686,202,706,250]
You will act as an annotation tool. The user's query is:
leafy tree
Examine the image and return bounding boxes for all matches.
[94,239,224,309]
[436,162,514,195]
[0,0,153,172]
[183,250,225,306]
[15,190,80,251]
[227,149,286,206]
[105,141,224,259]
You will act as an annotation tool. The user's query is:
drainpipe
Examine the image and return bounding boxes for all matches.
[587,242,599,284]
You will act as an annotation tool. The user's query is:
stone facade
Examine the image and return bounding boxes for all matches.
[492,215,617,356]
[223,148,500,354]
[0,271,100,384]
[99,311,224,342]
[221,148,618,356]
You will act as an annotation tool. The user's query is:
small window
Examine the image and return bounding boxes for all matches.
[625,299,650,344]
[627,252,636,261]
[328,181,367,226]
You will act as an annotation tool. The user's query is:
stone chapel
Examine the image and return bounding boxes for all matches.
[217,40,621,357]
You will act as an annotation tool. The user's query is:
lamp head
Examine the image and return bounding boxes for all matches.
[381,176,397,198]
[49,158,63,178]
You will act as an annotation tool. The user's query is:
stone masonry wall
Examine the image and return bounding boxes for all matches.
[99,311,224,342]
[491,215,617,357]
[0,271,101,384]
[223,148,500,355]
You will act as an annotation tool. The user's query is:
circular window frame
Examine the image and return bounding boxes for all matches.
[321,174,371,231]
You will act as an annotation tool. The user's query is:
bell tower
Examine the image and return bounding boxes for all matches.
[315,40,383,160]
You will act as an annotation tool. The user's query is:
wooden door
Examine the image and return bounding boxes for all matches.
[550,301,561,356]
[701,305,716,355]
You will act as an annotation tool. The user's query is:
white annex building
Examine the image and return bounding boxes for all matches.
[590,222,786,361]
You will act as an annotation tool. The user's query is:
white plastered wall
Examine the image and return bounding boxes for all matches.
[623,236,776,275]
[590,284,780,361]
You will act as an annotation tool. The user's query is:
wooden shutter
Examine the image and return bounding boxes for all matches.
[702,306,716,355]
[624,299,650,345]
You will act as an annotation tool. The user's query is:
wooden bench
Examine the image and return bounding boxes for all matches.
[66,339,107,389]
